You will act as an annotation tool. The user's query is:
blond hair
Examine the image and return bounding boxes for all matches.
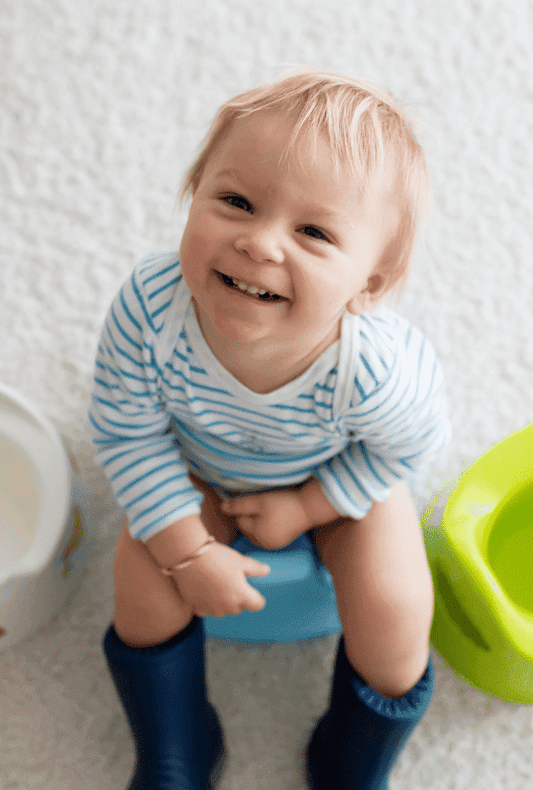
[181,67,430,291]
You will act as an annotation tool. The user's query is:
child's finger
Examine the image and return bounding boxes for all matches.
[243,556,271,577]
[244,590,267,612]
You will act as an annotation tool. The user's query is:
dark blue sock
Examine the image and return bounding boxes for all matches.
[103,616,225,790]
[306,636,434,790]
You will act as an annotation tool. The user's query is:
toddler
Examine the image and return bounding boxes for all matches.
[91,67,450,790]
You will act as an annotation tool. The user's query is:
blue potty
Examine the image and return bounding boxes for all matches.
[204,532,341,642]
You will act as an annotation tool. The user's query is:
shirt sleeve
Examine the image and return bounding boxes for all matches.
[313,317,451,519]
[88,264,203,542]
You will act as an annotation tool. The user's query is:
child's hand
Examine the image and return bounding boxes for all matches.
[220,488,313,550]
[171,541,271,618]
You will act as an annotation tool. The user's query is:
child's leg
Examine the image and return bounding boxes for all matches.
[306,483,435,789]
[112,524,196,649]
[312,482,433,699]
[104,480,235,789]
[113,475,237,648]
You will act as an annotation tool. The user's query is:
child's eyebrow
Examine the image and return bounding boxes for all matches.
[301,205,340,219]
[298,203,350,223]
[215,168,242,181]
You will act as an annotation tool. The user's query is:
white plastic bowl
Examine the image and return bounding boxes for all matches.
[0,384,89,651]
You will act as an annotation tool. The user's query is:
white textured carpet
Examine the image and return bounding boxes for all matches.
[2,1,533,788]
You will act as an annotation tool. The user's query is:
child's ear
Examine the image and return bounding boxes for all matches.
[346,272,388,315]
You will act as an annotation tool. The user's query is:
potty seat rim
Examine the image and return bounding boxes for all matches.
[0,410,71,584]
[442,422,533,651]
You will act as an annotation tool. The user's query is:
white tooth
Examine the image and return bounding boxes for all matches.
[257,289,267,295]
[247,286,259,294]
[236,281,248,291]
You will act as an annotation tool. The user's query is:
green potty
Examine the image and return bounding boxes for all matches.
[422,423,533,704]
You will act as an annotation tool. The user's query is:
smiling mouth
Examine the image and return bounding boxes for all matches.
[218,272,283,302]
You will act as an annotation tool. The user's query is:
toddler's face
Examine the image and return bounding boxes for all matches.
[179,110,398,356]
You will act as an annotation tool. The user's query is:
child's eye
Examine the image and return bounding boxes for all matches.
[221,195,252,212]
[300,225,328,241]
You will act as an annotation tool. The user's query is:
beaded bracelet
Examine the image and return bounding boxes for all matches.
[159,536,216,575]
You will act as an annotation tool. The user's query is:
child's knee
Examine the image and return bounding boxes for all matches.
[343,600,431,698]
[113,522,194,647]
[395,561,435,646]
[376,572,434,652]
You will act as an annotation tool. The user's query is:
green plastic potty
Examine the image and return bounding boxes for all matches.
[422,422,533,703]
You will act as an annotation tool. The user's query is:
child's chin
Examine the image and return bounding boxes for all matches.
[212,318,276,345]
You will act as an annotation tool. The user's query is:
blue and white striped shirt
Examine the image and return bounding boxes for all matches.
[89,251,451,542]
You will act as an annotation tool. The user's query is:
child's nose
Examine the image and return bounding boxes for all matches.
[234,224,284,264]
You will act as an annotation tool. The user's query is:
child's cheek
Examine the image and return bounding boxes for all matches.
[180,226,206,266]
[190,215,224,256]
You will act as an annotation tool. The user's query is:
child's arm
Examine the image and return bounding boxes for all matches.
[89,260,207,543]
[145,514,271,617]
[220,478,341,549]
[145,512,213,569]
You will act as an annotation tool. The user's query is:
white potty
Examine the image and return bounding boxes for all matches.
[0,384,90,652]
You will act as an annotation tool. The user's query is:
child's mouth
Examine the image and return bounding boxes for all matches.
[218,272,283,302]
